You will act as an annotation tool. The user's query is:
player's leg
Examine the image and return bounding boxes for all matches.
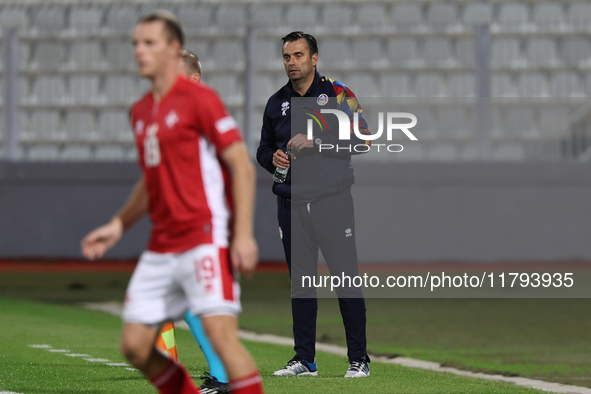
[313,188,370,377]
[183,310,229,391]
[273,196,319,377]
[122,251,202,393]
[201,314,263,393]
[179,244,264,393]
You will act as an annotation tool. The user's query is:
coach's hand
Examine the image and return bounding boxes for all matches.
[81,217,124,260]
[231,234,259,278]
[288,134,314,159]
[273,148,290,169]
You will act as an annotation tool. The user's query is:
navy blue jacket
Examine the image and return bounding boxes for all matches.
[256,70,369,202]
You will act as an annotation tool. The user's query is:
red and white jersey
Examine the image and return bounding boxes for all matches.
[130,75,241,253]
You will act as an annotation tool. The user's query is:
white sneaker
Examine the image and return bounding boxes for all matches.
[273,359,318,376]
[344,360,370,378]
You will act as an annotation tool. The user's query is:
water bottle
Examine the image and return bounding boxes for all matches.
[273,147,291,184]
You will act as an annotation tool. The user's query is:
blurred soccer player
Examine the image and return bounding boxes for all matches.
[160,48,229,394]
[81,11,263,394]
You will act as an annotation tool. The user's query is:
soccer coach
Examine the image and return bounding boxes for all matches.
[256,31,371,378]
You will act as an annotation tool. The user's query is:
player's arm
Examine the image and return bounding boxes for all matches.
[257,102,288,173]
[80,176,148,260]
[220,142,259,278]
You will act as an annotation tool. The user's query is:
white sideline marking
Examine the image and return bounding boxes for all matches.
[106,363,129,367]
[0,390,23,394]
[126,367,139,372]
[82,302,591,394]
[47,349,69,353]
[64,353,91,357]
[27,344,51,349]
[84,358,111,363]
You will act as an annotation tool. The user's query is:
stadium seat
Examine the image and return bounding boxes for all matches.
[415,73,444,97]
[380,73,411,97]
[0,77,29,105]
[216,6,246,29]
[410,107,437,139]
[32,42,65,71]
[252,6,283,27]
[426,143,457,160]
[70,7,103,32]
[106,40,135,71]
[357,5,388,27]
[455,39,475,67]
[61,145,93,160]
[319,38,351,68]
[498,3,529,26]
[539,107,569,137]
[391,3,423,28]
[525,38,559,67]
[567,2,591,29]
[492,74,518,97]
[492,142,526,160]
[0,8,28,29]
[448,73,475,97]
[532,3,564,29]
[31,76,66,104]
[34,7,66,32]
[517,72,547,97]
[95,145,126,160]
[322,5,352,28]
[97,110,132,142]
[251,74,276,104]
[491,38,522,68]
[463,3,493,25]
[387,39,419,67]
[504,108,537,138]
[346,73,377,97]
[426,3,458,28]
[27,144,61,160]
[69,41,106,71]
[550,72,584,97]
[106,6,137,33]
[30,110,62,141]
[104,75,138,105]
[211,40,244,69]
[178,5,213,32]
[561,37,591,67]
[437,107,471,139]
[423,38,453,67]
[253,39,281,69]
[285,5,318,27]
[70,76,101,105]
[351,39,386,68]
[207,74,242,105]
[64,110,95,141]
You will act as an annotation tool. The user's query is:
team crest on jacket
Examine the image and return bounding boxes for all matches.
[165,111,179,128]
[281,101,290,116]
[317,93,328,106]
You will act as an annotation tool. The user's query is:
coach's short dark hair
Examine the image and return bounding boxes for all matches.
[281,31,318,56]
[179,49,202,75]
[137,10,184,47]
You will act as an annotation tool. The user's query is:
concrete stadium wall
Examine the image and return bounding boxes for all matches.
[1,161,590,263]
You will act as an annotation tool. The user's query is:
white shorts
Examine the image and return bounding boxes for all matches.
[122,244,241,325]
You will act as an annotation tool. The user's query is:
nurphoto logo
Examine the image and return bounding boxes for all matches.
[305,109,418,153]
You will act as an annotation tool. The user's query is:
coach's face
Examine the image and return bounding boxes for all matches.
[283,39,317,83]
[133,21,179,78]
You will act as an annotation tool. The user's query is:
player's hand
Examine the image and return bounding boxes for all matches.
[273,148,290,169]
[288,134,314,159]
[81,218,124,261]
[230,234,259,278]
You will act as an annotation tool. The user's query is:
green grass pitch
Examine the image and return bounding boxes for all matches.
[0,296,548,394]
